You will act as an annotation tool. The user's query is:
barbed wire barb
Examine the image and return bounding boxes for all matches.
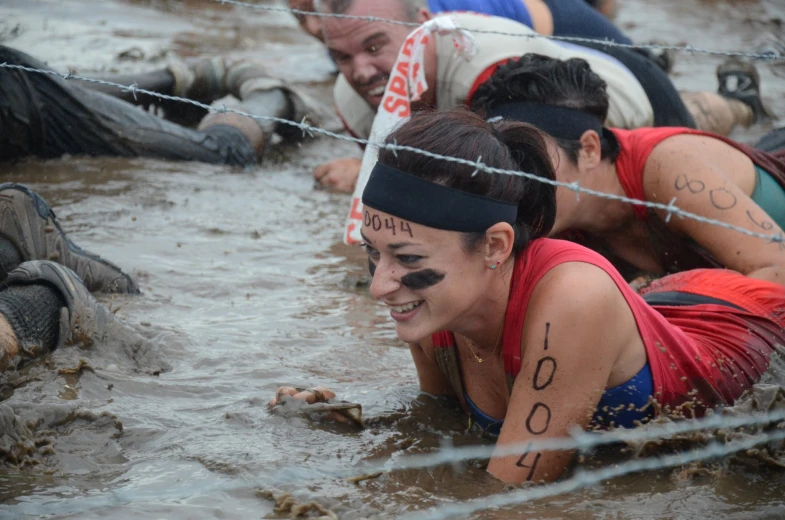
[300,116,315,138]
[123,81,139,101]
[338,407,785,481]
[569,180,581,201]
[664,197,679,223]
[471,155,484,177]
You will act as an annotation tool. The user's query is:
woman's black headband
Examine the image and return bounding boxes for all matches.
[361,162,518,232]
[486,102,603,141]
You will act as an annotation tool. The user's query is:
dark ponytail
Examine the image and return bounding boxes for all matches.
[469,54,619,164]
[377,108,556,254]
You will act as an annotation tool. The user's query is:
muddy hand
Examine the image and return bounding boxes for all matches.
[269,386,361,426]
[313,157,362,193]
[269,385,336,407]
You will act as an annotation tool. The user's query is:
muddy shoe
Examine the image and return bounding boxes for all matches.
[717,59,774,124]
[0,184,138,293]
[4,261,153,359]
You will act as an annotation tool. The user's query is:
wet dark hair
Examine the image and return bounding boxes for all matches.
[377,109,556,254]
[470,54,619,164]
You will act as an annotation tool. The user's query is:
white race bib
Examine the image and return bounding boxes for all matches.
[343,16,476,244]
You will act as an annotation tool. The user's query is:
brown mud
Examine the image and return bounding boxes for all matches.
[0,0,784,518]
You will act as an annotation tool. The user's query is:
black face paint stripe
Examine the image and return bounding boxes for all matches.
[368,258,377,277]
[400,269,445,290]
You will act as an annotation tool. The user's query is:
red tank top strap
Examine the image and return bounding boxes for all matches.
[501,238,632,376]
[431,330,456,348]
[611,126,785,221]
[611,127,700,221]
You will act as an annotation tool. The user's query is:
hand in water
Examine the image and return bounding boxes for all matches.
[269,386,362,426]
[269,386,336,407]
[313,157,362,193]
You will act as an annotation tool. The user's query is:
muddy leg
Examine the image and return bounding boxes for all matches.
[85,58,228,127]
[680,92,752,136]
[0,45,257,165]
[224,63,293,134]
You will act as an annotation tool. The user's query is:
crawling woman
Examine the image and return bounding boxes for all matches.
[272,109,785,484]
[470,54,785,285]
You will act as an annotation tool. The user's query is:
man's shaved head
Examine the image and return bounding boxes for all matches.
[317,0,427,21]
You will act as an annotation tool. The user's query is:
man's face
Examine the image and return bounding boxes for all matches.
[323,0,416,109]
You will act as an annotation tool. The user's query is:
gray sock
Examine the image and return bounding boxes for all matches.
[0,284,65,359]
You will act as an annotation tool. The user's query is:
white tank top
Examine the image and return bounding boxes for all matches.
[334,12,653,140]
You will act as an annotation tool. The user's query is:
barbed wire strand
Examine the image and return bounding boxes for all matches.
[401,429,785,520]
[215,0,785,62]
[4,426,781,519]
[2,11,785,517]
[2,62,784,245]
[340,407,785,479]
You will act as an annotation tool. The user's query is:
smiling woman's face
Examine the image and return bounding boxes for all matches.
[361,205,489,343]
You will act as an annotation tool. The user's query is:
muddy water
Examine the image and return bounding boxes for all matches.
[1,0,785,518]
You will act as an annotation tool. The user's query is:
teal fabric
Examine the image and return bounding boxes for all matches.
[751,165,785,231]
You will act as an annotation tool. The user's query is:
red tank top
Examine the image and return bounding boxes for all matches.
[611,127,785,221]
[432,239,782,415]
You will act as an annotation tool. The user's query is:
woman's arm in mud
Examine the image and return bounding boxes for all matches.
[408,340,456,397]
[643,135,785,285]
[488,263,631,484]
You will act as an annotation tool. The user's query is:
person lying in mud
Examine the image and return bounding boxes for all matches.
[312,1,768,192]
[0,184,144,370]
[0,45,329,166]
[272,109,785,484]
[469,54,785,286]
[291,0,643,67]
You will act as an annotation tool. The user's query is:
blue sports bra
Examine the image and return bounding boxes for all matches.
[465,363,654,435]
